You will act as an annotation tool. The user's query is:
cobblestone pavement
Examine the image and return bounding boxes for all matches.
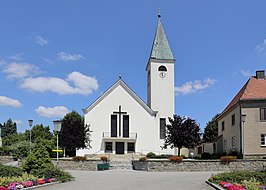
[38,170,216,190]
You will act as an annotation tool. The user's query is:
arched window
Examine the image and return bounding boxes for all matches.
[158,65,167,72]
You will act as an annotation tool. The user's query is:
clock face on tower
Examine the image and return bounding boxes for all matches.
[159,72,166,78]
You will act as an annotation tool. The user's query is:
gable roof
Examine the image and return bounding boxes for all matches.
[83,79,157,116]
[149,16,174,61]
[219,75,266,117]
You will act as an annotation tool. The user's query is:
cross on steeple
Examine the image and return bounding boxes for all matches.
[113,105,127,137]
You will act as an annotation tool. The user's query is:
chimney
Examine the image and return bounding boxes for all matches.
[256,70,265,79]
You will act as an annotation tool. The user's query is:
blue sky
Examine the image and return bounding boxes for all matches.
[0,1,266,132]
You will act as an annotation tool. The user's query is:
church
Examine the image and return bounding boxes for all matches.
[77,15,176,156]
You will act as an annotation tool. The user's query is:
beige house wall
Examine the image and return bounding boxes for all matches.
[242,102,266,157]
[218,106,241,154]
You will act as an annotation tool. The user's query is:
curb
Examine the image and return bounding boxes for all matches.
[22,182,60,190]
[205,181,224,190]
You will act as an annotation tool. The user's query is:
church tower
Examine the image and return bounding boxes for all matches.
[146,15,175,120]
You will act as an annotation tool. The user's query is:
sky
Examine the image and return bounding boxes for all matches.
[0,1,266,132]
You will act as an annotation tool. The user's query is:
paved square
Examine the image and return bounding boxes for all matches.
[38,170,215,190]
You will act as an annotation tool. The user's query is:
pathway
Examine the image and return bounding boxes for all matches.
[38,170,216,190]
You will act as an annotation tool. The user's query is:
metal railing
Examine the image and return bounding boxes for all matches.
[102,132,137,139]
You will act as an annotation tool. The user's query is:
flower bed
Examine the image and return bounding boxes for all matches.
[0,178,55,190]
[209,171,266,190]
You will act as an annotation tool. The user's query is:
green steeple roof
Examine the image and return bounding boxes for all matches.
[150,15,174,60]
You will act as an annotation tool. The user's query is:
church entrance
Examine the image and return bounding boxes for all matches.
[116,142,124,154]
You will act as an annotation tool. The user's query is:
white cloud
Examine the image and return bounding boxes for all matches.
[240,69,252,77]
[0,96,22,107]
[57,51,85,62]
[175,78,215,95]
[14,120,22,125]
[2,62,40,79]
[43,57,54,64]
[36,35,48,46]
[8,53,24,61]
[36,106,69,118]
[255,38,266,52]
[20,71,99,95]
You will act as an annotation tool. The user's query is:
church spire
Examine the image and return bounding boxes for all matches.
[150,14,174,60]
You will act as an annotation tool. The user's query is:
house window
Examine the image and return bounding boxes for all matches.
[231,114,235,126]
[222,121,225,131]
[223,139,227,151]
[127,143,135,153]
[105,142,112,153]
[261,134,266,146]
[160,118,166,139]
[232,136,236,149]
[198,146,203,154]
[260,108,266,121]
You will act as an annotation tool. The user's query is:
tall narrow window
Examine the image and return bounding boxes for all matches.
[160,118,166,139]
[111,115,117,137]
[261,134,266,146]
[105,142,112,153]
[260,108,266,121]
[223,139,227,151]
[232,136,236,149]
[231,114,235,126]
[123,115,129,138]
[222,121,225,131]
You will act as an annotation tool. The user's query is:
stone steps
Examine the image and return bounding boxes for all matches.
[109,160,133,170]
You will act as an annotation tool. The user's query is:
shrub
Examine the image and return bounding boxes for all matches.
[169,156,183,163]
[139,157,147,162]
[146,152,156,158]
[220,156,237,164]
[201,152,211,159]
[22,143,53,173]
[72,156,87,161]
[0,164,23,177]
[32,166,73,182]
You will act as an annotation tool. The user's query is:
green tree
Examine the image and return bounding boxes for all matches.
[2,119,17,137]
[203,114,219,142]
[59,111,90,157]
[24,124,53,143]
[22,143,53,173]
[2,133,26,146]
[162,115,201,156]
[10,140,30,160]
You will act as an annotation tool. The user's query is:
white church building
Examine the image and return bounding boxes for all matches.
[77,15,176,156]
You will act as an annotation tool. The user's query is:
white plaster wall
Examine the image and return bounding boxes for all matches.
[78,85,174,155]
[148,61,175,118]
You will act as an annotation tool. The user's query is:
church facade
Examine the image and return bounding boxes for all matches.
[77,16,176,156]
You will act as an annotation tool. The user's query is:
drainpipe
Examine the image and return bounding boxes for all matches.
[239,103,242,155]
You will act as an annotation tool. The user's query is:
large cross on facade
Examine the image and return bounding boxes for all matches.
[113,105,127,137]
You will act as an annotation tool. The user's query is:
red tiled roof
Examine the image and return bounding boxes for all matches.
[220,76,266,117]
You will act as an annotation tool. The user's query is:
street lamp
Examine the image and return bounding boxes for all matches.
[53,120,62,165]
[241,114,246,157]
[28,119,33,154]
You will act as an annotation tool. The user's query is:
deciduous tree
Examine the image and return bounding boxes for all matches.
[162,115,201,156]
[203,114,219,142]
[59,111,91,157]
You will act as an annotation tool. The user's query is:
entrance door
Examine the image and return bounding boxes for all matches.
[116,142,124,154]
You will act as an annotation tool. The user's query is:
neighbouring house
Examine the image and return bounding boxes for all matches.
[76,15,177,156]
[217,70,266,159]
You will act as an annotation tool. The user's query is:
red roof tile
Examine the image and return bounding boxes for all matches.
[220,76,266,117]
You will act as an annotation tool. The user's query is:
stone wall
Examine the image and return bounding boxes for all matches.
[133,159,266,172]
[52,159,102,171]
